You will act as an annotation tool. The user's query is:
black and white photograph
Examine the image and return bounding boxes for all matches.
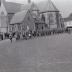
[0,0,72,72]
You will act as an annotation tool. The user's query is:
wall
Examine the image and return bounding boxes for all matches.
[0,15,8,33]
[8,13,14,23]
[0,2,8,33]
[0,27,7,33]
[64,21,72,28]
[22,11,35,32]
[40,12,58,29]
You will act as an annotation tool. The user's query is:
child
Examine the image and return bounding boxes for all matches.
[9,34,12,43]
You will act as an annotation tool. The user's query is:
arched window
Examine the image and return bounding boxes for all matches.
[49,13,54,25]
[56,12,59,25]
[41,14,45,22]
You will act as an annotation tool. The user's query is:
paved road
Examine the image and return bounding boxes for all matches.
[0,33,72,72]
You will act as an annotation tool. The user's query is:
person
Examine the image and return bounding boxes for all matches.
[9,34,12,43]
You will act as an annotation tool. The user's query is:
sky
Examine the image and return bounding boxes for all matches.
[6,0,72,18]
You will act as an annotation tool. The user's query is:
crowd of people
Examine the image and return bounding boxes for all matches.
[12,29,66,41]
[0,28,71,43]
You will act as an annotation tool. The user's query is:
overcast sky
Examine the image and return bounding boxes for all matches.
[6,0,72,18]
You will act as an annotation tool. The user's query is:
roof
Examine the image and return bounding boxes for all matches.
[31,3,39,11]
[3,1,22,13]
[21,3,39,19]
[21,0,59,13]
[10,10,28,24]
[21,3,39,11]
[21,3,32,10]
[64,18,72,22]
[64,13,72,22]
[37,0,59,13]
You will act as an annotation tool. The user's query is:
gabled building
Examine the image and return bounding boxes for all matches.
[0,0,64,38]
[0,0,22,33]
[0,0,8,33]
[21,0,64,30]
[2,0,21,22]
[21,1,49,32]
[21,2,39,20]
[37,0,63,29]
[10,10,35,38]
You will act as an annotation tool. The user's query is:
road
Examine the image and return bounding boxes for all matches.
[0,33,72,72]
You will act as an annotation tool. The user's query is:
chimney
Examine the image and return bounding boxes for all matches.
[28,0,31,4]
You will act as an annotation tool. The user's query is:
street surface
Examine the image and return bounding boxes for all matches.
[0,33,72,72]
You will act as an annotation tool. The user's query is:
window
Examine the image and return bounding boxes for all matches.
[45,24,48,28]
[56,13,59,25]
[41,14,45,22]
[50,19,54,24]
[14,25,16,28]
[49,13,54,25]
[9,27,12,32]
[42,26,43,30]
[1,11,4,15]
[28,16,30,21]
[49,13,53,17]
[36,24,38,30]
[32,12,37,18]
[12,26,14,31]
[34,18,37,21]
[18,24,21,31]
[22,25,25,30]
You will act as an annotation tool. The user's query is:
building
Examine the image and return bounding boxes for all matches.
[21,0,64,31]
[0,0,64,39]
[21,2,48,33]
[0,0,22,33]
[37,0,64,30]
[10,10,35,38]
[64,13,72,31]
